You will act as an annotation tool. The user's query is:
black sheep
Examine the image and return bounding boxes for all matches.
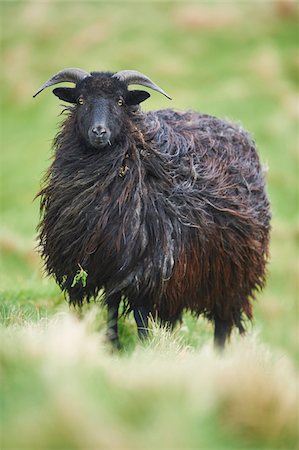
[34,68,271,349]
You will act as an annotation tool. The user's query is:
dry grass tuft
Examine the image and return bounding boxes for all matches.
[1,313,298,449]
[216,340,299,445]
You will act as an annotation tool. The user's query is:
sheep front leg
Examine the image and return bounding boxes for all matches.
[134,306,149,340]
[106,294,121,349]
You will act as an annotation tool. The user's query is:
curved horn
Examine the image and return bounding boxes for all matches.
[113,70,171,100]
[33,68,90,98]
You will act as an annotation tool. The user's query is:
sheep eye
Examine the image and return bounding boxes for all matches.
[117,98,124,106]
[78,96,84,105]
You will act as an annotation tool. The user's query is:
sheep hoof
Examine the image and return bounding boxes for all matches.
[214,316,230,351]
[106,330,121,351]
[137,327,149,341]
[134,307,149,341]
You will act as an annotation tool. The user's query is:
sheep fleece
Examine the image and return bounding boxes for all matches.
[38,108,271,330]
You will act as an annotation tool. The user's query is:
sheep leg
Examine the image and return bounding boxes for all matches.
[161,313,182,331]
[106,294,121,349]
[214,315,230,350]
[134,306,149,340]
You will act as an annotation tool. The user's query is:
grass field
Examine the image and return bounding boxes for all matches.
[1,2,298,449]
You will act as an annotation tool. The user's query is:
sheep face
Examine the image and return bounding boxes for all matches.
[77,94,121,149]
[53,73,150,150]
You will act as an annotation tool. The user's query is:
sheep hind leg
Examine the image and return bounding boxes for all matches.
[106,294,121,350]
[162,316,182,331]
[214,315,231,351]
[134,306,149,340]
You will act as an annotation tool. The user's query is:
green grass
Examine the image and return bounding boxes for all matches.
[1,2,298,449]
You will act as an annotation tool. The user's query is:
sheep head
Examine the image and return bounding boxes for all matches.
[33,68,171,149]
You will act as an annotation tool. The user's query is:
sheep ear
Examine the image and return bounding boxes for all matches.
[126,90,150,105]
[53,87,78,104]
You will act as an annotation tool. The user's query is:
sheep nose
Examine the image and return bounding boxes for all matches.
[92,126,107,138]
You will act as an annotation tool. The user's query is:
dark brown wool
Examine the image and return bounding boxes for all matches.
[36,70,271,348]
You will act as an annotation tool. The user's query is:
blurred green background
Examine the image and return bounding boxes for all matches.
[1,2,298,449]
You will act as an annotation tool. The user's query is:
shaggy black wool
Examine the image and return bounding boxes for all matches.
[38,105,271,337]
